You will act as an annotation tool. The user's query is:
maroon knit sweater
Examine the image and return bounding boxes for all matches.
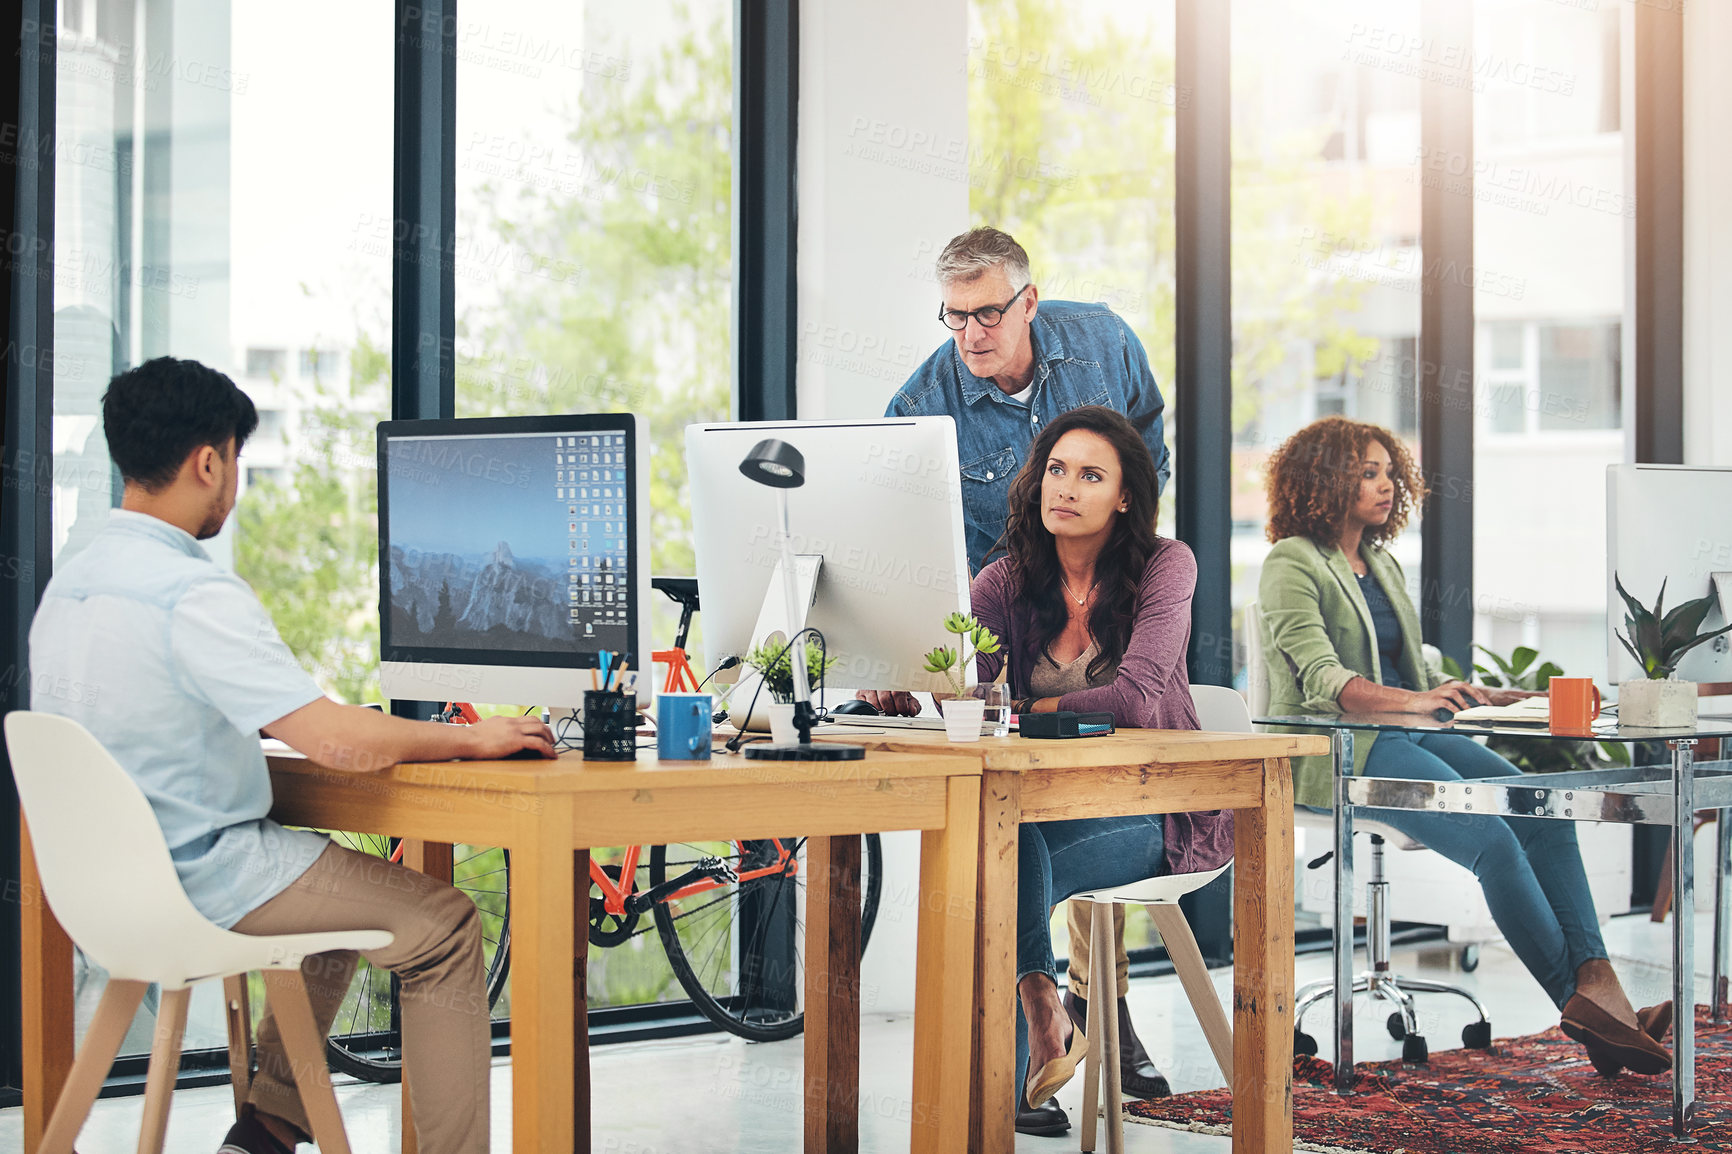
[970,537,1235,876]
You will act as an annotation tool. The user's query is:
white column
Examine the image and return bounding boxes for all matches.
[797,0,970,420]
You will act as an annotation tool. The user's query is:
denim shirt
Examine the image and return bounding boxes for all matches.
[885,300,1171,573]
[29,510,329,928]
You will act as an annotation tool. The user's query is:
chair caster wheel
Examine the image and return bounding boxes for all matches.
[1462,1020,1492,1049]
[1386,1012,1407,1041]
[1294,1028,1318,1057]
[1402,1034,1429,1063]
[1459,944,1480,972]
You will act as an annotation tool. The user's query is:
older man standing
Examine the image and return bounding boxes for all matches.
[884,227,1175,1137]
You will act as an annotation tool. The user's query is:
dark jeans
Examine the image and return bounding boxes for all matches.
[1359,731,1607,1009]
[1015,815,1166,1106]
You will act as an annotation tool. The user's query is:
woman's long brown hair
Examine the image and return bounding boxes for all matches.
[997,406,1163,683]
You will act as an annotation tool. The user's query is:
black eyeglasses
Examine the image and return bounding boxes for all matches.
[937,284,1031,331]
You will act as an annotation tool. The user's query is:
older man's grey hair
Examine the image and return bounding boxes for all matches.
[935,227,1032,294]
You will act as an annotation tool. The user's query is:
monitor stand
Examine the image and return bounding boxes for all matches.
[742,553,862,762]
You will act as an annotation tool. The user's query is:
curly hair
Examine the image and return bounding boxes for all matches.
[1263,417,1426,546]
[999,406,1162,683]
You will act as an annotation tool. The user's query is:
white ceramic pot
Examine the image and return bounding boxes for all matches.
[767,702,799,745]
[1619,678,1697,728]
[942,697,987,743]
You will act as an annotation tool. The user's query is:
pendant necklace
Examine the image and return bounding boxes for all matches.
[1060,574,1096,607]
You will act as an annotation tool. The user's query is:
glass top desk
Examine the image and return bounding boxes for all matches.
[1257,711,1732,1139]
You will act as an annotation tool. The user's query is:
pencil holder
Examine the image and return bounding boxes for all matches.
[583,690,636,761]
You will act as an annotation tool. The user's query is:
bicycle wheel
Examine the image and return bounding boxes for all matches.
[649,834,882,1042]
[321,834,512,1083]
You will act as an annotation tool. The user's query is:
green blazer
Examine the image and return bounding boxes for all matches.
[1256,535,1448,808]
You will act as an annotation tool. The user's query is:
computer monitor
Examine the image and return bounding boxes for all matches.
[1606,464,1732,685]
[686,417,972,697]
[377,413,650,707]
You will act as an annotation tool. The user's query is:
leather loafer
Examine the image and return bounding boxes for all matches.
[1065,989,1172,1100]
[1015,1095,1071,1137]
[1637,1001,1673,1044]
[1561,993,1671,1077]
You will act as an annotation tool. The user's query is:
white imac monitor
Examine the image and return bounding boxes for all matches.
[1606,464,1732,685]
[686,417,972,696]
[377,413,651,707]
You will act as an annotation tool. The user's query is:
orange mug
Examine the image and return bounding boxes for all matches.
[1550,678,1601,731]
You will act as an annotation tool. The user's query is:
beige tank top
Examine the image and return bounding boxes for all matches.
[1029,638,1117,698]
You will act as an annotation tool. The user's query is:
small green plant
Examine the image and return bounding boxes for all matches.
[1614,574,1732,680]
[742,637,838,703]
[922,612,1002,696]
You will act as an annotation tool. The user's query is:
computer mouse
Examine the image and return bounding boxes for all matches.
[501,747,555,760]
[1432,708,1455,723]
[831,698,883,716]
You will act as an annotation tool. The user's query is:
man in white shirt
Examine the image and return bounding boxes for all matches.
[30,356,552,1154]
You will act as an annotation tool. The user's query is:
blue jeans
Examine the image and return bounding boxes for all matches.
[1358,731,1607,1009]
[1015,815,1166,1107]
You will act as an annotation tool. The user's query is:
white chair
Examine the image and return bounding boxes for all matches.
[1065,684,1242,1154]
[6,712,392,1154]
[1242,602,1491,1062]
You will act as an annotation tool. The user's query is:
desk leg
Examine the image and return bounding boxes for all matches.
[1713,810,1729,1023]
[511,798,578,1154]
[398,840,455,1154]
[1672,739,1698,1141]
[1331,729,1355,1095]
[21,816,73,1154]
[805,834,862,1153]
[911,776,979,1154]
[969,770,1020,1154]
[1233,758,1294,1154]
[573,849,591,1146]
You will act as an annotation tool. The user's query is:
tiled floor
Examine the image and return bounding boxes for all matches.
[0,911,1709,1153]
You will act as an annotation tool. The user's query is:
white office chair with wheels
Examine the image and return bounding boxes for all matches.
[1242,602,1491,1063]
[1066,684,1241,1154]
[5,712,392,1154]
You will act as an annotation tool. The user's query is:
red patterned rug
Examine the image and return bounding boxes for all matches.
[1127,1006,1731,1152]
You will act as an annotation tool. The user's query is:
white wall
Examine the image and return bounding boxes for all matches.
[1685,0,1732,467]
[797,0,969,421]
[798,0,968,1014]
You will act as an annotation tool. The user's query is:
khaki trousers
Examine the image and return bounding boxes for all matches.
[232,842,491,1154]
[1064,898,1130,1001]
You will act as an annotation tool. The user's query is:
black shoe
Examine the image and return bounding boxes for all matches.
[1015,1095,1071,1137]
[1065,989,1172,1100]
[217,1105,300,1154]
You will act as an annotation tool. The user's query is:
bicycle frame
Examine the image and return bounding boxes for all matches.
[591,838,800,917]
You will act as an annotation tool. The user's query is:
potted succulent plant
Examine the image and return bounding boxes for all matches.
[1614,574,1732,728]
[922,612,1002,742]
[737,639,838,741]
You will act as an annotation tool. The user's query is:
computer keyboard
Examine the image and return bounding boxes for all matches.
[823,714,1010,735]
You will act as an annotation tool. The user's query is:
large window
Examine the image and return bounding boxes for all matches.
[1472,0,1625,683]
[453,0,734,1011]
[1229,0,1424,681]
[50,0,392,1052]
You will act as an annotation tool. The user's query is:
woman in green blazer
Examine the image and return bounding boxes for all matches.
[1258,416,1669,1076]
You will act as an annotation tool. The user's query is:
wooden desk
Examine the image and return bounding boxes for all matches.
[19,748,984,1154]
[817,726,1328,1153]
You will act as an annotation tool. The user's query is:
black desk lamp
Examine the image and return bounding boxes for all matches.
[738,438,862,762]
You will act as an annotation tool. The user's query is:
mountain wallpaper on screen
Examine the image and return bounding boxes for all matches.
[388,541,570,651]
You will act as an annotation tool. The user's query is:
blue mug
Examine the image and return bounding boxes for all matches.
[656,693,713,760]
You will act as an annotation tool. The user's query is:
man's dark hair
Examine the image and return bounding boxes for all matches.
[101,357,258,490]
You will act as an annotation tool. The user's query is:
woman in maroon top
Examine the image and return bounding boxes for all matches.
[874,406,1228,1130]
